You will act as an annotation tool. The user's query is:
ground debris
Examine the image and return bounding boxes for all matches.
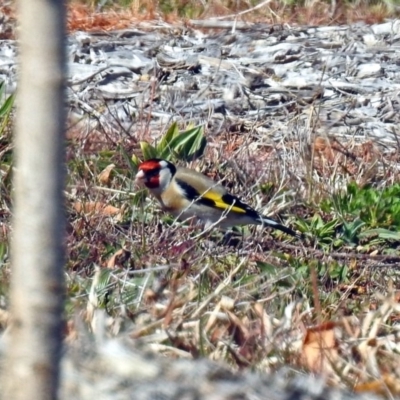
[57,334,383,400]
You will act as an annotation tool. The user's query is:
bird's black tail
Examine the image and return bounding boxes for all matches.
[259,216,302,239]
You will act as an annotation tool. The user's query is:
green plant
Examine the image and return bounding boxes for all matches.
[0,242,7,268]
[0,82,14,139]
[0,82,15,203]
[131,122,207,168]
[295,214,339,248]
[317,182,400,246]
[322,182,400,229]
[340,218,365,245]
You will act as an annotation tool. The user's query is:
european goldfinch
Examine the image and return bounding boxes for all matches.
[135,158,300,238]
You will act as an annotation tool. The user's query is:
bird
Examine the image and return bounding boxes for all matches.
[135,158,301,238]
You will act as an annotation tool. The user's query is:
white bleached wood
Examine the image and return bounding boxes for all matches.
[3,0,66,399]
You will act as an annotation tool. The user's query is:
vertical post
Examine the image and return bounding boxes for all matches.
[4,0,66,398]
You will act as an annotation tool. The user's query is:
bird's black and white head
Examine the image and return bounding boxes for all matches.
[135,158,176,196]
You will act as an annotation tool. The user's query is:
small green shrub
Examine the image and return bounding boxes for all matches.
[322,182,400,229]
[131,122,206,168]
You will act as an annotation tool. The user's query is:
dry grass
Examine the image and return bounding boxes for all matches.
[0,0,398,39]
[2,87,400,394]
[63,0,398,32]
[57,93,400,395]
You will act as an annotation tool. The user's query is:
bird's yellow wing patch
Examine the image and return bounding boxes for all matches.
[201,191,247,214]
[176,177,256,216]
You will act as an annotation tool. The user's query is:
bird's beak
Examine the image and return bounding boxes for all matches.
[135,169,145,182]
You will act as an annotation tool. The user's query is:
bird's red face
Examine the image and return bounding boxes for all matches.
[135,159,163,189]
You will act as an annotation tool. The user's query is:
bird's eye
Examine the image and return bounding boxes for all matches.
[145,169,159,178]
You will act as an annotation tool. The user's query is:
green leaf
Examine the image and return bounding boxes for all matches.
[318,218,339,235]
[96,268,113,292]
[359,228,400,240]
[0,82,5,102]
[157,122,179,158]
[167,125,206,161]
[311,214,324,229]
[294,218,310,232]
[188,126,207,159]
[0,242,7,265]
[131,153,141,169]
[255,261,277,274]
[140,141,158,160]
[0,93,14,119]
[93,268,115,308]
[0,83,14,139]
[342,218,365,237]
